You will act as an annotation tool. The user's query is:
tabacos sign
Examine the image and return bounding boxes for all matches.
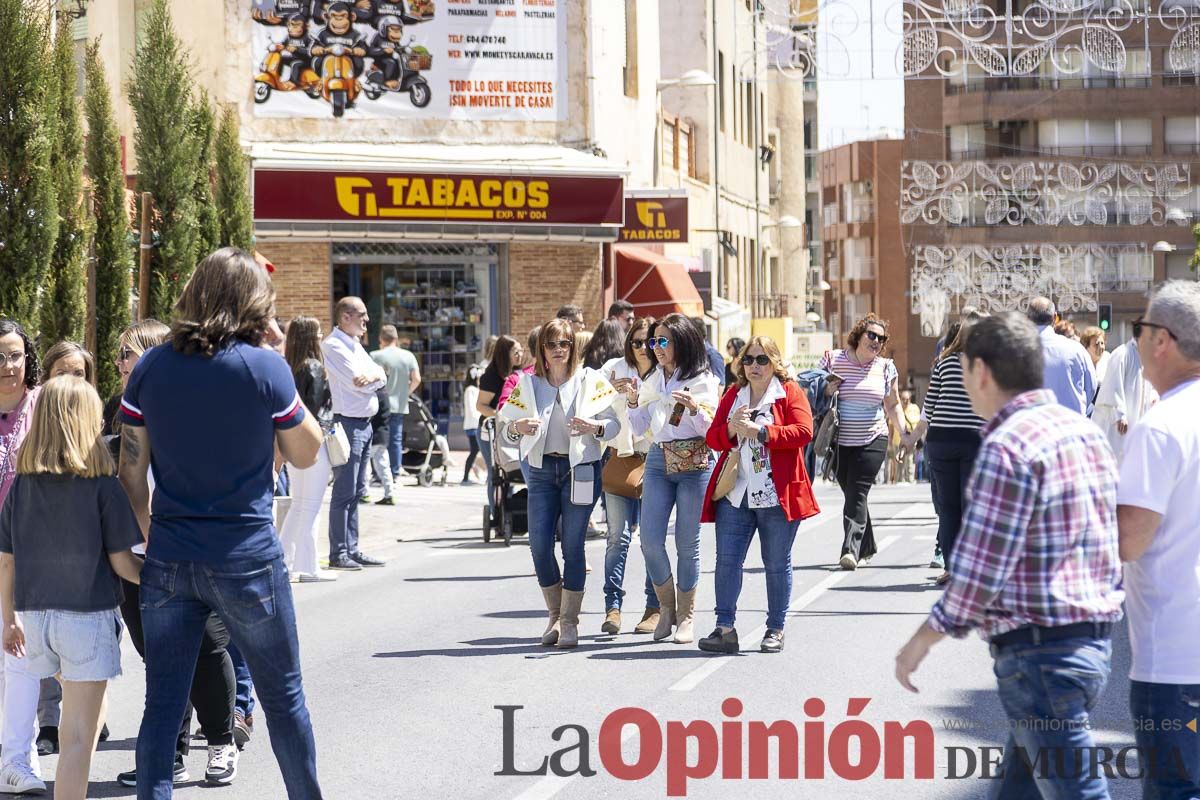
[252,169,624,226]
[619,191,689,243]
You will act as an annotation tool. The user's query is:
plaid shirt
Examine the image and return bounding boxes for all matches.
[928,390,1124,640]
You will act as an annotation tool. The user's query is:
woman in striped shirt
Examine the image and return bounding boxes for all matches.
[907,320,986,583]
[818,314,908,570]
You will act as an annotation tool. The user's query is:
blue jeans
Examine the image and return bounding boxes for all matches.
[714,496,801,630]
[603,492,657,611]
[526,456,600,592]
[329,415,372,561]
[988,636,1112,800]
[1130,680,1200,800]
[639,444,713,593]
[137,556,322,800]
[227,641,255,717]
[387,414,404,478]
[479,435,495,512]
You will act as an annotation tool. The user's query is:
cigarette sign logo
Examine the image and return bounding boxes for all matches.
[621,196,688,242]
[636,201,667,229]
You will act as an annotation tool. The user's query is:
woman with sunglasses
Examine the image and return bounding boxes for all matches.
[818,313,908,571]
[104,320,172,436]
[503,319,619,649]
[597,318,661,635]
[626,313,719,644]
[698,336,819,654]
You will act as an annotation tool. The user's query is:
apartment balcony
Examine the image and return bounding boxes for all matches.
[946,75,1152,95]
[845,257,876,280]
[827,258,840,280]
[845,202,875,224]
[1039,144,1152,157]
[1167,142,1200,156]
[753,293,789,319]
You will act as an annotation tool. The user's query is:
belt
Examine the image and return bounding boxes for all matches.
[990,621,1112,650]
[334,413,371,421]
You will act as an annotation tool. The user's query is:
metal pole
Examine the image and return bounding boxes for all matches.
[138,192,152,321]
[85,192,97,354]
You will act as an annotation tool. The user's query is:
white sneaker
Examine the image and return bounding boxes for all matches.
[204,744,239,785]
[299,569,338,583]
[0,763,47,795]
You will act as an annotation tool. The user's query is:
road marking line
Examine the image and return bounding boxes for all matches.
[668,533,901,693]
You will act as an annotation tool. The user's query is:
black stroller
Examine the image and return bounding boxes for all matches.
[480,416,528,545]
[399,396,449,487]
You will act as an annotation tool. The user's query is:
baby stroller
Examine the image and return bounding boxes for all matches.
[480,416,528,546]
[399,396,450,487]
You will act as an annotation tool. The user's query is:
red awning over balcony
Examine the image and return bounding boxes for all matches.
[615,245,704,319]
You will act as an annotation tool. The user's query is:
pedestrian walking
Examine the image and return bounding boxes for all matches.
[1079,326,1110,385]
[906,320,986,584]
[322,296,387,571]
[895,312,1123,800]
[476,335,524,515]
[500,319,619,649]
[607,300,635,331]
[117,247,326,799]
[370,324,420,482]
[598,318,660,635]
[1115,281,1200,800]
[1026,297,1097,415]
[888,390,920,484]
[556,305,586,334]
[818,313,908,571]
[627,313,719,644]
[698,336,818,655]
[1092,338,1157,464]
[0,320,46,794]
[460,365,485,485]
[0,376,144,800]
[280,317,338,583]
[367,386,395,505]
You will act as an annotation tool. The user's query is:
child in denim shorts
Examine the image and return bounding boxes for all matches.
[0,376,144,800]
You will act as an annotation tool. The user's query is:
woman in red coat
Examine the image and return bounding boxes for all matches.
[698,336,819,654]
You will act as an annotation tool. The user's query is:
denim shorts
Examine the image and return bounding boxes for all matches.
[20,608,124,682]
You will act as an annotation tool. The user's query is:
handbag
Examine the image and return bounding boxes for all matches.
[602,450,645,499]
[325,421,351,468]
[813,393,839,481]
[661,437,711,474]
[711,451,740,500]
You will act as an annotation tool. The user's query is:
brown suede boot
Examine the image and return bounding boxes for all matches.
[601,609,621,635]
[652,578,677,641]
[557,589,585,648]
[633,607,660,634]
[673,587,696,644]
[540,583,562,646]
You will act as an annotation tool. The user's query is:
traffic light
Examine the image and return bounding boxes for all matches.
[1098,303,1112,332]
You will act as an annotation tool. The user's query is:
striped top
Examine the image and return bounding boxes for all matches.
[818,350,897,447]
[923,355,986,433]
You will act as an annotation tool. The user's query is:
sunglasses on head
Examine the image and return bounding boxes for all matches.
[1133,318,1177,341]
[740,354,771,366]
[544,340,572,351]
[647,337,670,350]
[865,330,889,345]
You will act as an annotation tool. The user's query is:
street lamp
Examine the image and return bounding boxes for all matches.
[817,279,832,291]
[1153,241,1177,253]
[763,215,803,229]
[1167,208,1194,224]
[653,69,716,187]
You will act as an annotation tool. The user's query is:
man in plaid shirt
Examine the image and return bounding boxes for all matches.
[895,312,1124,800]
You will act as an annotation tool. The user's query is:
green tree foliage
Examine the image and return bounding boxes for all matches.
[215,105,254,251]
[41,20,88,344]
[189,91,220,258]
[1190,223,1199,272]
[85,41,132,399]
[128,0,200,319]
[0,0,57,328]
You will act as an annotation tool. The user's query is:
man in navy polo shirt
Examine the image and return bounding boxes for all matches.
[118,248,325,800]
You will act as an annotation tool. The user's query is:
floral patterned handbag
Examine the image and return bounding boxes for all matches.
[661,437,711,474]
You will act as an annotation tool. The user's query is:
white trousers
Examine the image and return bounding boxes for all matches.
[0,601,41,774]
[369,445,394,500]
[279,445,332,577]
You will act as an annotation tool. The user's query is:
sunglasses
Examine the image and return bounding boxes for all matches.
[865,330,889,345]
[1133,318,1177,341]
[630,338,647,348]
[117,347,135,361]
[544,340,572,351]
[647,337,671,350]
[740,354,771,366]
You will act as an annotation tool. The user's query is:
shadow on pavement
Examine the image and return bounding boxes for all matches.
[374,635,676,659]
[96,736,138,753]
[826,582,942,593]
[405,574,536,583]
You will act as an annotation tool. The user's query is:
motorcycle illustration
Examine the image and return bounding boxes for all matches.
[363,37,432,108]
[315,43,363,118]
[253,42,320,104]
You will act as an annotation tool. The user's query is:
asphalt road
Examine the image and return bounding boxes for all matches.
[56,479,1143,800]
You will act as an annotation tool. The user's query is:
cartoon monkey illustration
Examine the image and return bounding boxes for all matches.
[367,15,406,89]
[310,1,368,75]
[276,14,314,89]
[252,0,312,25]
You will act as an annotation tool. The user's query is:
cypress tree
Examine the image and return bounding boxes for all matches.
[42,20,88,344]
[85,41,132,399]
[189,91,220,258]
[0,0,57,328]
[215,105,254,250]
[128,0,200,319]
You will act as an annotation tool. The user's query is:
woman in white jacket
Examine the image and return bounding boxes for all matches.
[501,319,620,649]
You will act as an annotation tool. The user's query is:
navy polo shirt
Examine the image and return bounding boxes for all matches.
[120,340,305,563]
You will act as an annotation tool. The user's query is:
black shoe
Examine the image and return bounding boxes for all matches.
[697,627,739,654]
[100,723,110,742]
[36,725,58,756]
[351,552,386,567]
[760,629,785,653]
[327,556,363,571]
[233,711,252,751]
[358,495,371,504]
[117,757,189,787]
[375,496,395,506]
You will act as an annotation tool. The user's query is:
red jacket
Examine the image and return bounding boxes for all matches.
[702,380,820,523]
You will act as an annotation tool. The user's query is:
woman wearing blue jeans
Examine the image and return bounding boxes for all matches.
[698,337,819,654]
[627,314,719,644]
[501,319,619,649]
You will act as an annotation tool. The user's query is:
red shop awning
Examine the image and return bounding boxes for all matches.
[615,245,704,319]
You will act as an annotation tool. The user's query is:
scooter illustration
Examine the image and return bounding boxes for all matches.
[253,42,321,104]
[315,43,363,118]
[363,23,432,108]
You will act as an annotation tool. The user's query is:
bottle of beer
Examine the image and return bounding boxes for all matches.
[669,387,688,426]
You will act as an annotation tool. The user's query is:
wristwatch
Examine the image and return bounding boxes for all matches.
[594,422,604,437]
[756,427,769,444]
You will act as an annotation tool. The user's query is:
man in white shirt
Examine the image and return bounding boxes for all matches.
[323,297,387,570]
[1116,280,1200,800]
[1092,338,1157,463]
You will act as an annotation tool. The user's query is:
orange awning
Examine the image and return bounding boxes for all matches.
[615,245,704,319]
